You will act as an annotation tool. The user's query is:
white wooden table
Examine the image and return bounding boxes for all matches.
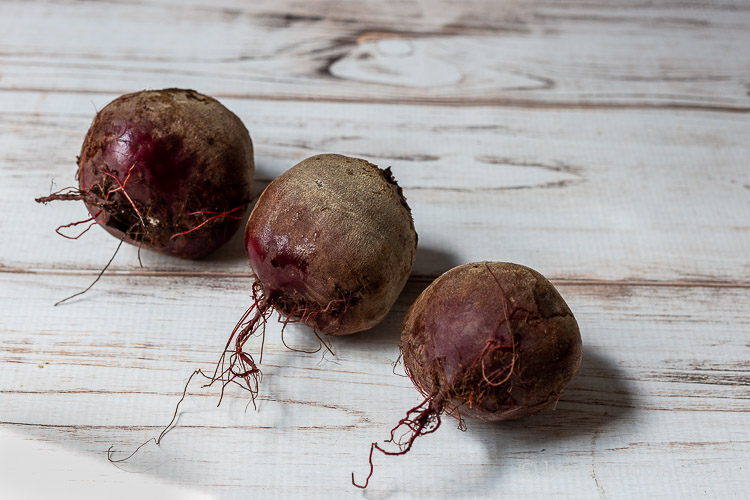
[1,1,749,498]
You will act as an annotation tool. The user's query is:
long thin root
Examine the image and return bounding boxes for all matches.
[352,397,443,489]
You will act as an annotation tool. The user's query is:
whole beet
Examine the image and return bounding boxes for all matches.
[74,88,254,258]
[403,261,582,421]
[354,261,581,488]
[245,153,417,335]
[216,154,417,403]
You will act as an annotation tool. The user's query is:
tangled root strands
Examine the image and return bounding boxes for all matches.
[54,210,105,240]
[204,281,284,407]
[352,396,443,489]
[103,164,145,229]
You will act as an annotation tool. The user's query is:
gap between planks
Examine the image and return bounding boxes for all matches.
[2,266,750,289]
[1,87,748,114]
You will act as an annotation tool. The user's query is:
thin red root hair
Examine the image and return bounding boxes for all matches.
[352,396,443,489]
[170,204,246,239]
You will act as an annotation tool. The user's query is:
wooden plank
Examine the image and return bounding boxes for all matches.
[1,273,748,497]
[2,91,748,283]
[2,1,749,497]
[0,1,749,110]
[0,428,211,500]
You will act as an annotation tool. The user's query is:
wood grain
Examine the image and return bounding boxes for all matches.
[1,0,749,498]
[1,273,748,498]
[3,90,748,283]
[1,1,750,111]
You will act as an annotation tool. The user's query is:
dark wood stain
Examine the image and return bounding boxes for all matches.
[405,180,579,193]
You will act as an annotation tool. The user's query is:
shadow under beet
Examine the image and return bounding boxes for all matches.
[462,346,636,489]
[412,245,462,278]
[356,344,635,498]
[330,244,461,358]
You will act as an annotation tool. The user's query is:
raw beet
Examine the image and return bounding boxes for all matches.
[216,154,417,399]
[39,88,254,259]
[246,154,417,335]
[354,261,582,487]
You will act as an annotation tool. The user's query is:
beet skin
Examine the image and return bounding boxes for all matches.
[403,261,582,421]
[353,262,581,488]
[245,153,417,335]
[76,88,254,258]
[216,153,417,404]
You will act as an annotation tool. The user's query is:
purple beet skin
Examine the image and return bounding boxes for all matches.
[402,262,582,421]
[76,88,254,258]
[353,262,582,488]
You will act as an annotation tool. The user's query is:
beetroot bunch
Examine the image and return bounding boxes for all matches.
[42,88,583,489]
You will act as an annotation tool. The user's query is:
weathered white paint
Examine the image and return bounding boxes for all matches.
[1,274,749,498]
[1,0,749,498]
[4,89,749,282]
[2,1,750,109]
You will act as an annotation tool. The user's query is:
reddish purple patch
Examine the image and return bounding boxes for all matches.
[245,234,310,299]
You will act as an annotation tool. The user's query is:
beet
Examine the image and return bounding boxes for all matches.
[354,261,582,487]
[216,154,417,400]
[38,88,254,259]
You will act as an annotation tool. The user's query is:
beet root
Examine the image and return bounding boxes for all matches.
[353,261,582,487]
[215,154,417,401]
[38,88,254,259]
[403,262,582,420]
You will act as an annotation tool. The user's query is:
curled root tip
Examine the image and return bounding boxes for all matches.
[351,442,377,489]
[351,474,368,489]
[354,397,442,488]
[106,437,159,467]
[351,472,365,489]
